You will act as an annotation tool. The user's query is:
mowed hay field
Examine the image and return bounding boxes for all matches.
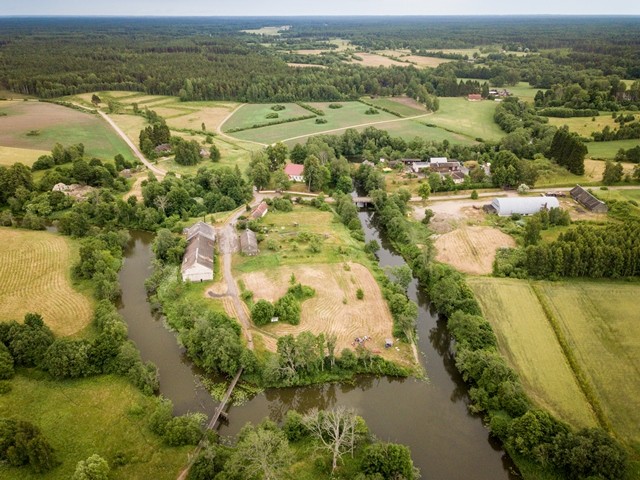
[468,278,598,429]
[0,101,135,164]
[0,228,92,336]
[434,226,516,275]
[239,262,404,363]
[424,97,505,141]
[0,145,49,167]
[588,138,640,159]
[538,281,640,447]
[0,373,190,480]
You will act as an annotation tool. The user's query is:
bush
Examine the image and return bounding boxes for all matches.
[328,103,343,109]
[163,413,206,446]
[274,294,301,325]
[470,190,479,200]
[271,105,285,111]
[0,343,14,380]
[0,419,56,473]
[361,442,418,480]
[72,454,110,480]
[315,118,328,124]
[356,288,364,300]
[251,300,275,326]
[365,107,380,115]
[265,112,279,119]
[42,339,92,378]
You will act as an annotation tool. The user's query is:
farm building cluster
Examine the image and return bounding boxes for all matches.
[401,157,469,184]
[181,221,215,282]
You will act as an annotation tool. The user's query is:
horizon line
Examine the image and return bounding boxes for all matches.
[2,14,640,18]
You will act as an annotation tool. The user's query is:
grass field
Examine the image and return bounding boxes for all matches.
[506,82,540,103]
[360,96,428,117]
[222,103,313,132]
[424,97,504,141]
[0,145,49,166]
[0,228,93,337]
[548,114,622,137]
[0,372,190,480]
[374,50,452,68]
[0,101,136,164]
[471,277,640,451]
[468,278,598,429]
[588,139,640,159]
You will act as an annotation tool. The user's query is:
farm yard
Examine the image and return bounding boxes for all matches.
[0,100,136,164]
[434,226,516,275]
[470,277,640,449]
[0,228,93,337]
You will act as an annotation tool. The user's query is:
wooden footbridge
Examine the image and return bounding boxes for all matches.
[177,367,244,480]
[352,196,373,206]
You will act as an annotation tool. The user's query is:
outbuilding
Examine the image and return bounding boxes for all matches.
[490,196,560,216]
[570,185,608,213]
[240,229,259,256]
[181,222,216,282]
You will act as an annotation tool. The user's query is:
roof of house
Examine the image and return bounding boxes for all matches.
[468,94,482,100]
[490,196,560,216]
[430,157,449,164]
[284,163,304,176]
[240,229,258,254]
[154,143,172,152]
[185,221,215,242]
[412,161,431,170]
[181,234,215,272]
[250,201,268,219]
[570,185,608,212]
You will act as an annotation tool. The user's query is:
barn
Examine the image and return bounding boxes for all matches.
[240,229,259,256]
[490,196,560,216]
[181,222,215,282]
[570,185,608,213]
[250,201,269,220]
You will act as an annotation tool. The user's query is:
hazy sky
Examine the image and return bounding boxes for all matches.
[2,0,640,16]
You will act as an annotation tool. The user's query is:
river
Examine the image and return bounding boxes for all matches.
[118,216,518,479]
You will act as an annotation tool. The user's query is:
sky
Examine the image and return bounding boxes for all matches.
[2,0,640,16]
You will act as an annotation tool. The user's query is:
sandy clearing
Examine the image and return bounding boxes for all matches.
[166,104,239,132]
[413,198,489,233]
[435,226,516,275]
[238,262,397,356]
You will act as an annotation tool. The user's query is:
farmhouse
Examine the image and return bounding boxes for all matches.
[489,196,560,216]
[411,161,431,173]
[181,222,215,282]
[250,201,269,220]
[570,185,608,213]
[240,229,259,256]
[284,163,304,182]
[468,94,482,101]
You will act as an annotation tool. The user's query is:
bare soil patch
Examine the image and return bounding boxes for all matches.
[238,262,399,359]
[435,226,516,275]
[350,53,407,67]
[413,199,488,233]
[165,104,239,132]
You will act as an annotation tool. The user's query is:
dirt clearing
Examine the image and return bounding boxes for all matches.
[350,53,407,67]
[434,226,516,275]
[237,262,405,363]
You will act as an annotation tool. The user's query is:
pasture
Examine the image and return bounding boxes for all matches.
[374,50,452,68]
[434,226,515,275]
[425,97,504,141]
[469,278,598,429]
[0,145,49,167]
[0,101,136,164]
[547,114,620,137]
[0,228,93,337]
[221,103,312,132]
[361,96,428,117]
[0,373,190,480]
[471,277,640,448]
[349,52,409,67]
[588,139,640,159]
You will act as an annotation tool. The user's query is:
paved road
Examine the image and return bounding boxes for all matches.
[98,110,171,178]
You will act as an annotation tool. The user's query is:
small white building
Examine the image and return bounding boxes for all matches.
[411,162,431,173]
[490,196,560,216]
[181,222,216,282]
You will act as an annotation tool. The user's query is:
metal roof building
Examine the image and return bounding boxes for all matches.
[490,196,560,216]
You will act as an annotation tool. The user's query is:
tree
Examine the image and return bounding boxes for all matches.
[42,339,91,378]
[152,229,186,265]
[251,300,275,326]
[209,144,221,162]
[524,217,542,246]
[289,143,307,164]
[548,127,586,175]
[303,407,359,472]
[386,265,413,291]
[634,164,640,181]
[417,182,431,200]
[266,142,288,171]
[174,139,201,166]
[0,343,14,379]
[90,94,101,106]
[250,159,271,191]
[72,454,110,480]
[303,154,327,192]
[274,294,301,325]
[224,421,293,480]
[602,160,624,185]
[361,442,418,480]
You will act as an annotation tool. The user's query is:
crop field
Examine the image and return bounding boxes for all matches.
[0,373,190,480]
[0,101,136,164]
[548,114,621,137]
[349,52,409,67]
[424,97,504,141]
[0,228,93,337]
[0,145,49,166]
[221,103,312,132]
[361,96,428,117]
[468,278,599,429]
[374,50,452,68]
[434,226,516,275]
[538,281,640,446]
[588,139,640,159]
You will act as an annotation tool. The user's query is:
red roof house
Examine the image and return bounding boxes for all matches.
[284,163,305,182]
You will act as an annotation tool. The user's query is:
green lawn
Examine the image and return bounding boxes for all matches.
[360,97,427,117]
[548,114,620,138]
[471,277,640,457]
[222,103,312,132]
[588,139,640,159]
[424,97,505,142]
[506,82,541,103]
[0,372,191,480]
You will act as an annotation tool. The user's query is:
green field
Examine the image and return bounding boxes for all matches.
[548,114,620,138]
[0,372,190,480]
[424,97,505,141]
[222,103,313,132]
[0,145,49,167]
[468,278,597,429]
[506,82,541,103]
[470,277,640,452]
[360,96,427,117]
[588,139,640,159]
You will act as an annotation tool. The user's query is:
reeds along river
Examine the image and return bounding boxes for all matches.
[118,218,518,480]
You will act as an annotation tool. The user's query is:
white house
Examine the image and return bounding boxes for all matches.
[181,222,216,282]
[490,197,560,216]
[284,163,305,182]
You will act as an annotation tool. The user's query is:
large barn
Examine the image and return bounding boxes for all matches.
[240,229,259,256]
[570,185,608,213]
[181,222,216,282]
[490,196,560,216]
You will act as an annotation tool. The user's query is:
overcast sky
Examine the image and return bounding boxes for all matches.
[2,0,640,16]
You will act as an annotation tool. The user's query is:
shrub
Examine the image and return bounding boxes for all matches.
[361,442,418,480]
[251,300,275,326]
[265,112,279,119]
[271,105,286,111]
[356,288,364,300]
[0,343,14,380]
[42,339,92,378]
[315,118,328,124]
[72,454,110,480]
[274,294,301,325]
[471,190,479,200]
[365,107,380,115]
[328,103,343,109]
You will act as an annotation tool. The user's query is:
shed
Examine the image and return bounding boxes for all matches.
[570,185,608,213]
[490,196,560,216]
[240,229,259,256]
[181,230,215,282]
[250,201,269,220]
